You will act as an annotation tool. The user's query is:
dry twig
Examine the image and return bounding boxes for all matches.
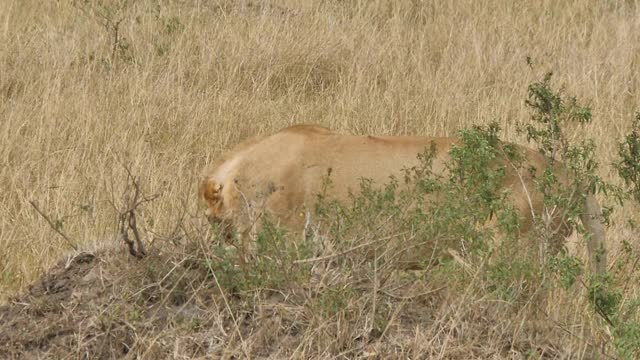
[29,200,78,251]
[116,164,159,259]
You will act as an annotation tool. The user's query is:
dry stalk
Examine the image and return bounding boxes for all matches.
[293,231,409,264]
[29,200,78,251]
[115,164,159,259]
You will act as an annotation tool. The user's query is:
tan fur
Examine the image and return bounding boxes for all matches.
[200,125,606,273]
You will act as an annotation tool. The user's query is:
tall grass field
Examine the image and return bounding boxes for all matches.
[1,0,639,358]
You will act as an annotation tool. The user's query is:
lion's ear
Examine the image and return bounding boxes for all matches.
[200,177,223,212]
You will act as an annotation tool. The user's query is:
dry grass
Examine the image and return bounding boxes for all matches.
[1,0,640,358]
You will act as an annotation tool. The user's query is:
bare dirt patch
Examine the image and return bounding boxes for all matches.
[0,250,215,359]
[0,252,99,358]
[0,246,595,359]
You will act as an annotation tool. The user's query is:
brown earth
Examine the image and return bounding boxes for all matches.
[0,253,99,357]
[0,246,589,359]
[0,250,225,359]
[0,252,128,358]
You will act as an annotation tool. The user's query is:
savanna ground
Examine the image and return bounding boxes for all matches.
[1,0,640,358]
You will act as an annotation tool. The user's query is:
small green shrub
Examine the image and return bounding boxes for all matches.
[547,254,583,289]
[615,113,640,203]
[523,70,640,357]
[71,0,136,65]
[204,216,314,294]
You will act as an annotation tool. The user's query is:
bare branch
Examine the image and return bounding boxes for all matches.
[29,201,78,251]
[128,209,146,257]
[115,163,157,259]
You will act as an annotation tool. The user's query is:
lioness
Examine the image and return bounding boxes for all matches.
[200,124,606,274]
